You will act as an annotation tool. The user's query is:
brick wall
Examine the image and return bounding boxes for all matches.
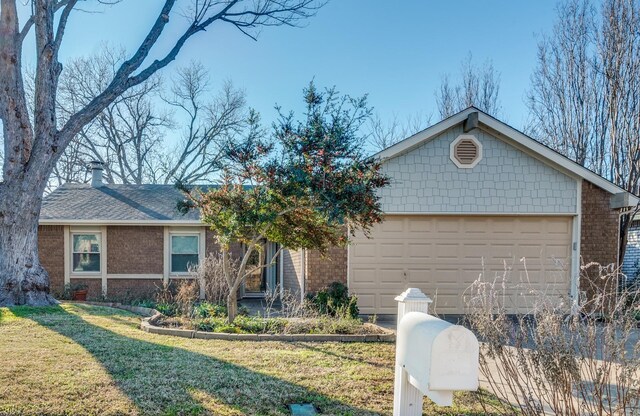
[282,249,303,296]
[107,279,163,301]
[304,246,348,294]
[38,225,65,295]
[580,181,619,298]
[107,226,163,274]
[69,278,102,301]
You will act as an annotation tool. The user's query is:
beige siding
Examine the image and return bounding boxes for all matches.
[350,215,573,315]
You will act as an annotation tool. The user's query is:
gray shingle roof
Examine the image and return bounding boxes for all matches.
[40,184,203,222]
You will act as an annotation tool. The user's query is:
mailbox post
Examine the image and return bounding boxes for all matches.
[393,288,479,416]
[393,288,433,416]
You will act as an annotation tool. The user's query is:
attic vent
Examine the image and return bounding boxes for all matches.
[450,135,482,168]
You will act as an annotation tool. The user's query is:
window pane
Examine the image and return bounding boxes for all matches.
[171,235,198,254]
[73,253,100,272]
[73,234,100,253]
[171,254,199,273]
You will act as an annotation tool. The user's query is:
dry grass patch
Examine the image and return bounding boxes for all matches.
[0,303,498,415]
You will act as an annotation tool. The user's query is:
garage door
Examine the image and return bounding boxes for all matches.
[349,216,573,314]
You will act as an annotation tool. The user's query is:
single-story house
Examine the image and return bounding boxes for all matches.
[39,107,638,314]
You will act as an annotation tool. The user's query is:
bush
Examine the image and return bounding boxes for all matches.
[466,262,640,415]
[308,282,359,318]
[193,315,286,334]
[191,254,232,305]
[155,302,177,317]
[193,302,227,318]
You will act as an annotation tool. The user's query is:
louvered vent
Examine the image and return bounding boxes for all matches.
[454,139,479,165]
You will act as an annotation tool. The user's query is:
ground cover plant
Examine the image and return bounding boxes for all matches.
[0,302,498,415]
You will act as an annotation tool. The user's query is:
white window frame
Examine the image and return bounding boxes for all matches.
[169,232,201,276]
[70,231,102,275]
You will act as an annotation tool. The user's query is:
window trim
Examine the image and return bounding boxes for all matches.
[70,231,102,275]
[450,134,482,169]
[169,232,200,275]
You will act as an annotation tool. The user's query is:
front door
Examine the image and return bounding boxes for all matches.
[243,241,278,297]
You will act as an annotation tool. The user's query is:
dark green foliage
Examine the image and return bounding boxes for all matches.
[194,315,287,334]
[71,283,88,291]
[308,282,359,318]
[155,303,177,317]
[179,82,390,253]
[194,302,228,318]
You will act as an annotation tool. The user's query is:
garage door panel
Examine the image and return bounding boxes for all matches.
[409,218,435,232]
[379,268,404,283]
[350,215,572,314]
[351,268,377,284]
[408,243,434,258]
[379,243,405,258]
[435,243,460,259]
[352,242,376,258]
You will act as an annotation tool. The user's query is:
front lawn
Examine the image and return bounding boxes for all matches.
[0,303,495,415]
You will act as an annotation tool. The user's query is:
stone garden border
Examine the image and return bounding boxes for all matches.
[74,301,396,342]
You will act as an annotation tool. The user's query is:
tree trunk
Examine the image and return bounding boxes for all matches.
[227,291,238,323]
[0,180,56,306]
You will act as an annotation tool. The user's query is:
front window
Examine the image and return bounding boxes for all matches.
[72,233,101,272]
[171,234,199,273]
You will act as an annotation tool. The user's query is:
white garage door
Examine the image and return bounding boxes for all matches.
[349,215,573,314]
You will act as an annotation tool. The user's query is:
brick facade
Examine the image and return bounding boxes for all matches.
[304,246,348,294]
[107,279,163,301]
[69,278,102,301]
[282,249,303,296]
[580,181,620,298]
[107,226,163,274]
[38,225,65,295]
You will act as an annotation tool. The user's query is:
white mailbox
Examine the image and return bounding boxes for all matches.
[393,288,479,415]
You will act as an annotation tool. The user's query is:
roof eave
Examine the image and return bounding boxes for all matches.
[38,219,204,226]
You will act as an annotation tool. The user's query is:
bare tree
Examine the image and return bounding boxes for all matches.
[51,53,247,189]
[368,112,432,152]
[0,0,321,306]
[527,0,640,263]
[435,54,502,119]
[526,0,603,171]
[54,48,170,188]
[161,62,247,184]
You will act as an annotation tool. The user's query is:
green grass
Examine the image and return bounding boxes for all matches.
[0,303,500,415]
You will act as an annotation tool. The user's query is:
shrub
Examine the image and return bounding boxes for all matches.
[466,262,640,415]
[131,299,156,309]
[155,303,177,317]
[175,280,199,317]
[194,302,227,318]
[308,282,359,318]
[190,254,232,305]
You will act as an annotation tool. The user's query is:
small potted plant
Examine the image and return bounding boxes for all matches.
[71,283,89,301]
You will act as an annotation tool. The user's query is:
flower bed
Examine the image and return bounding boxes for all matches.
[155,314,389,336]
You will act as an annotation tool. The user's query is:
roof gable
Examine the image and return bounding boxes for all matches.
[376,107,638,206]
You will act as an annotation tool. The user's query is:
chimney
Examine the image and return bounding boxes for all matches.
[89,161,104,187]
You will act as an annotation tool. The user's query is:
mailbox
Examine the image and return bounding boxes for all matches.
[396,312,479,406]
[393,288,479,414]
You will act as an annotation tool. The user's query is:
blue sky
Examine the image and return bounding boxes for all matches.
[26,1,558,135]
